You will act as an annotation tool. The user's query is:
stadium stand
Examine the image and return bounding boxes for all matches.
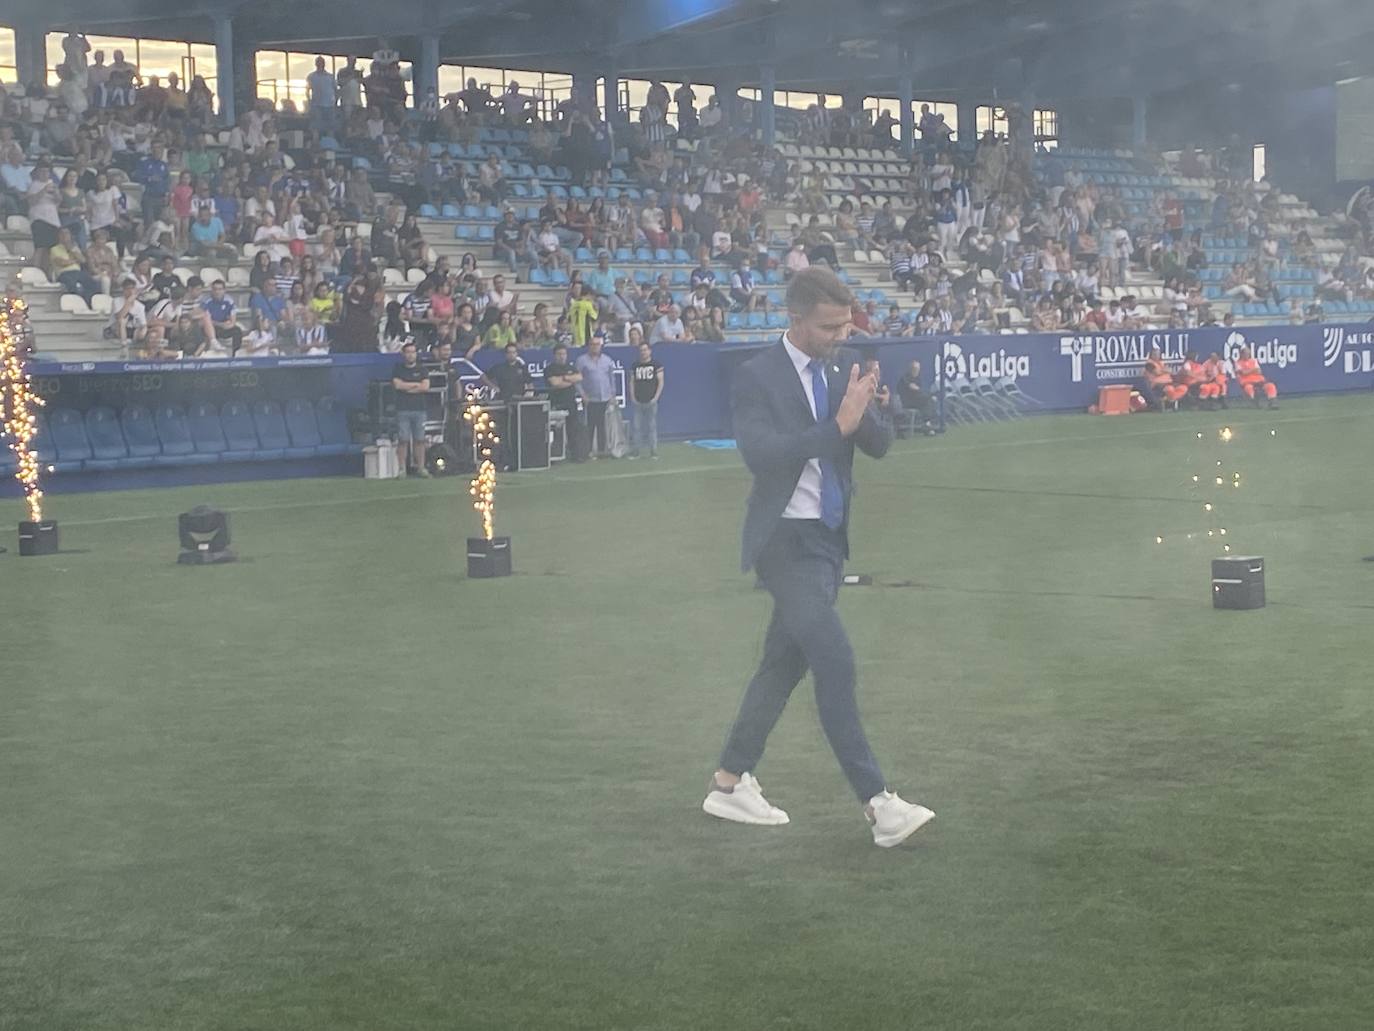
[6,37,1374,369]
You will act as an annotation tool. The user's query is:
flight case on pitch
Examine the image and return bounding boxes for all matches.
[1211,555,1265,609]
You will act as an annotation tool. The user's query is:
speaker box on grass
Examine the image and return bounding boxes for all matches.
[467,536,512,578]
[18,520,59,556]
[1212,555,1265,610]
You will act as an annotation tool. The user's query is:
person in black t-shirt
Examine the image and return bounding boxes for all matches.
[391,340,433,476]
[483,343,533,401]
[629,340,664,460]
[543,342,585,462]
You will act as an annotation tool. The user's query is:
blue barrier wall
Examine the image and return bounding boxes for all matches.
[24,323,1374,445]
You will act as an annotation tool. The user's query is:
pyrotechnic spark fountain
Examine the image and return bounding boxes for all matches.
[463,390,499,540]
[1,298,44,522]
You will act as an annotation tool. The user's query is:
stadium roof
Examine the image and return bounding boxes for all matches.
[10,0,1374,102]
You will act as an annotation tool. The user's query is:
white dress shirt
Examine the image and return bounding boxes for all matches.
[780,333,824,520]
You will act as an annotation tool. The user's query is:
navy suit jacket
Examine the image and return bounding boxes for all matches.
[733,340,892,572]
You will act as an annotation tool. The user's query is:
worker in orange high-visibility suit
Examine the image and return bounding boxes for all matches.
[1163,352,1205,407]
[1234,345,1278,409]
[1197,351,1228,408]
[1137,346,1175,410]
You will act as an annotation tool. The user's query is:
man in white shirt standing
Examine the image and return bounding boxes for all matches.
[702,267,935,848]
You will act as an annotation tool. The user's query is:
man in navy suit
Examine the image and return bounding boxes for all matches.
[703,267,935,848]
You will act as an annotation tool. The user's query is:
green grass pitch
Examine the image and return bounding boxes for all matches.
[4,393,1374,1030]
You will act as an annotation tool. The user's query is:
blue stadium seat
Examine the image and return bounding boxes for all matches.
[635,247,654,262]
[49,408,92,473]
[314,397,362,456]
[606,187,621,200]
[569,185,586,199]
[30,412,55,468]
[83,405,131,470]
[574,247,594,262]
[284,398,324,453]
[253,400,312,459]
[614,247,632,262]
[218,401,271,461]
[726,312,747,330]
[549,269,570,286]
[673,248,691,263]
[549,185,568,200]
[153,404,207,465]
[418,203,439,218]
[554,166,571,180]
[653,248,673,263]
[526,267,549,286]
[320,136,341,151]
[671,269,689,286]
[440,203,461,219]
[189,404,226,459]
[477,225,495,241]
[463,204,482,219]
[455,224,473,240]
[536,164,555,179]
[119,405,164,463]
[746,312,767,329]
[483,205,500,220]
[529,183,548,198]
[510,183,529,198]
[588,186,605,199]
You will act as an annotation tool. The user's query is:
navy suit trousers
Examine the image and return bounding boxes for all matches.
[719,520,887,802]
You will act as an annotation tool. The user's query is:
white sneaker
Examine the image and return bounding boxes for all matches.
[866,790,935,848]
[702,772,790,826]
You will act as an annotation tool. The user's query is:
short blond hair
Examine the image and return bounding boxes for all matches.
[785,266,853,317]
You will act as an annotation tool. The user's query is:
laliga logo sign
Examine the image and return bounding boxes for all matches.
[1223,331,1297,369]
[1323,326,1374,373]
[940,340,1030,381]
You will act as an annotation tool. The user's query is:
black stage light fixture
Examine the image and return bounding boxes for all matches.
[177,505,236,565]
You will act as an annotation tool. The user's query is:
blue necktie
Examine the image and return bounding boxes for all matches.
[808,359,845,530]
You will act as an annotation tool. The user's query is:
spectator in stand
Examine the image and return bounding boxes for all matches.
[482,309,518,351]
[730,258,767,313]
[297,309,329,355]
[567,281,599,347]
[307,57,337,134]
[651,304,689,344]
[140,322,182,360]
[250,277,288,329]
[26,159,61,275]
[107,277,147,355]
[584,251,620,302]
[241,311,278,356]
[201,280,243,356]
[188,205,237,263]
[481,273,519,331]
[49,227,100,305]
[784,240,810,279]
[492,209,522,273]
[132,144,169,224]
